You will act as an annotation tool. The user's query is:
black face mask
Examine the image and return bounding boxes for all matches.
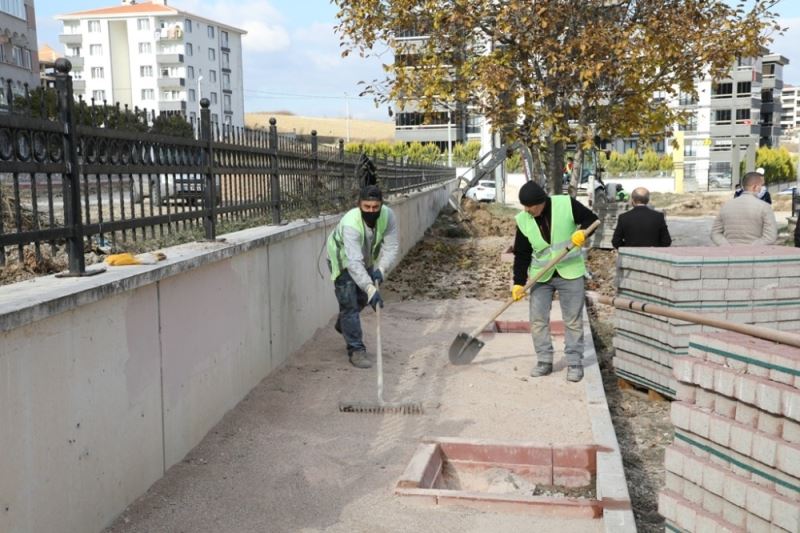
[361,210,380,227]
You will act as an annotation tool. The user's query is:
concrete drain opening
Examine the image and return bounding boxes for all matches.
[396,438,601,517]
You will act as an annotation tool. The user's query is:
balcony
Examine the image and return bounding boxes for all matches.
[65,56,84,68]
[710,123,759,138]
[159,100,186,112]
[156,53,184,64]
[157,77,185,88]
[72,79,86,91]
[155,27,183,41]
[59,34,83,46]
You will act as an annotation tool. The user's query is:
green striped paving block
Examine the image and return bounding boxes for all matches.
[619,249,800,266]
[615,367,676,397]
[688,342,800,377]
[674,431,800,495]
[617,289,800,310]
[617,330,689,357]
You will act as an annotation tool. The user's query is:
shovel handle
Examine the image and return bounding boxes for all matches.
[464,219,601,339]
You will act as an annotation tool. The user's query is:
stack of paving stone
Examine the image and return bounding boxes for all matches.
[613,246,800,398]
[658,331,800,532]
[589,197,626,249]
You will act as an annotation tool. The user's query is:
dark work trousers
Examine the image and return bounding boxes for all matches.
[333,270,369,355]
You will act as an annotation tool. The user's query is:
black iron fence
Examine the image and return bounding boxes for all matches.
[0,59,454,276]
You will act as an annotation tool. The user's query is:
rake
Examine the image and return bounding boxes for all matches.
[339,289,424,415]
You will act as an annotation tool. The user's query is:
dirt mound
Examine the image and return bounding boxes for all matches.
[0,246,102,285]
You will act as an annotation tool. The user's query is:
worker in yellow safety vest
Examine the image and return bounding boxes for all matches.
[327,185,399,368]
[511,181,598,383]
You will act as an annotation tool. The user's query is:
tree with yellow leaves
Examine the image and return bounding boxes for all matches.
[334,0,781,192]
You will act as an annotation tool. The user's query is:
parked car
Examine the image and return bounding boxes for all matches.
[709,175,732,188]
[777,186,798,196]
[465,180,496,202]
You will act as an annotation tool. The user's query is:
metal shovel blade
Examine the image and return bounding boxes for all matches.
[448,332,485,365]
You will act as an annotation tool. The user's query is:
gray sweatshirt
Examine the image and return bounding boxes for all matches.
[341,207,400,292]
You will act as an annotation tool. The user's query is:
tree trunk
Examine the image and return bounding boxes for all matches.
[549,140,564,195]
[570,145,584,199]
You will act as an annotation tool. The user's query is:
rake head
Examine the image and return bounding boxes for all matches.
[338,401,424,415]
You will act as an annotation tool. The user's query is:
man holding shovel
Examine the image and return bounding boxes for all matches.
[327,185,400,369]
[512,181,598,382]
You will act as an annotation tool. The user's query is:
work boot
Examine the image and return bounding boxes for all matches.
[349,350,372,369]
[567,365,584,382]
[529,362,553,377]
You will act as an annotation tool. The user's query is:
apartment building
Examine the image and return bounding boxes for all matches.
[392,26,489,154]
[781,85,800,131]
[0,0,39,103]
[57,0,246,128]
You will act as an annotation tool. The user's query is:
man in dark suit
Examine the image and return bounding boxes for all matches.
[611,187,672,248]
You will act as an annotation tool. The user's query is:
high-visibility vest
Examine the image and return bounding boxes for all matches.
[327,206,389,281]
[515,195,585,282]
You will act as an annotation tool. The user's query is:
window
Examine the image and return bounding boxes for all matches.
[185,19,192,32]
[223,94,231,112]
[209,69,217,82]
[222,73,230,90]
[211,113,219,125]
[186,43,193,56]
[762,112,773,126]
[189,88,196,101]
[736,56,754,69]
[140,65,153,77]
[210,92,218,104]
[712,82,733,98]
[762,90,773,103]
[88,20,101,32]
[763,63,775,77]
[684,142,696,157]
[714,109,732,125]
[678,91,697,106]
[221,31,229,48]
[138,42,152,54]
[67,46,81,57]
[189,111,197,124]
[208,48,216,61]
[221,52,229,69]
[141,89,155,100]
[736,82,751,96]
[0,0,26,19]
[91,67,104,79]
[678,113,697,131]
[224,115,232,125]
[92,90,106,101]
[207,25,215,38]
[735,108,751,124]
[187,66,194,78]
[89,44,102,56]
[137,18,149,31]
[623,139,638,152]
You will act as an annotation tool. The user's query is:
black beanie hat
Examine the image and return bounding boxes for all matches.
[519,181,548,206]
[359,185,383,202]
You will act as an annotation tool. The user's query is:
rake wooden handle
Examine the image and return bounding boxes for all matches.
[464,219,602,339]
[587,292,800,349]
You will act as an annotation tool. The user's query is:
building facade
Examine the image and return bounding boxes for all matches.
[0,0,39,103]
[781,85,799,132]
[57,0,246,127]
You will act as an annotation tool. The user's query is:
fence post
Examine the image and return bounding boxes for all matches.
[310,129,320,215]
[268,117,281,225]
[54,58,86,275]
[200,98,216,239]
[338,138,346,203]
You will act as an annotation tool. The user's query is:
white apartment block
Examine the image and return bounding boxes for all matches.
[57,0,246,128]
[781,85,799,131]
[0,0,40,102]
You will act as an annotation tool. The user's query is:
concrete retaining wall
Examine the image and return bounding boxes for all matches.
[0,181,454,533]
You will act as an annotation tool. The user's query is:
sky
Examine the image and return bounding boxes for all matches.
[35,0,800,123]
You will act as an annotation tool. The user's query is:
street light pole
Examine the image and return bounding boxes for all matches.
[447,105,452,167]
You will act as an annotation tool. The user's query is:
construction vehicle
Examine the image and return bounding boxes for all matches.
[449,140,540,212]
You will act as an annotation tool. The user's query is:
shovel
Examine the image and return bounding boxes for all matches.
[448,219,601,365]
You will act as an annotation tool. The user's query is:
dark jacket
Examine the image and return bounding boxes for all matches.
[612,205,672,249]
[513,196,598,285]
[795,218,800,248]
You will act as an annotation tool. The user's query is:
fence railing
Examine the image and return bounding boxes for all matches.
[0,59,454,276]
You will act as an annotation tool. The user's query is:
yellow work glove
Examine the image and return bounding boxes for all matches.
[571,230,586,247]
[105,253,141,266]
[512,284,526,301]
